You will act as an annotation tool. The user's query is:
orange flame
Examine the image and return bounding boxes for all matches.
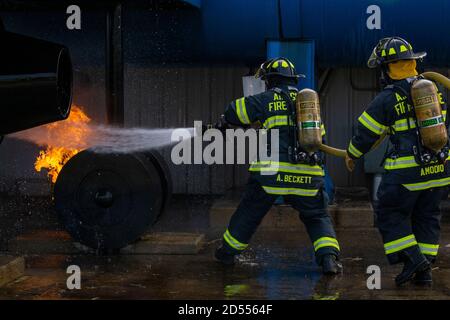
[34,105,92,183]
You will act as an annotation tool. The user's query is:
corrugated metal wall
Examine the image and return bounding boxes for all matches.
[124,64,250,194]
[124,65,450,194]
[321,68,378,188]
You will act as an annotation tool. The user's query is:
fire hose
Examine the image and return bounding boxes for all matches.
[422,72,450,91]
[319,134,386,158]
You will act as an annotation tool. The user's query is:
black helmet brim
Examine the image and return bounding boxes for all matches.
[259,73,306,80]
[385,51,428,65]
[367,51,427,68]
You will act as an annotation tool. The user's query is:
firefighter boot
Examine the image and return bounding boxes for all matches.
[321,254,343,275]
[214,246,235,266]
[414,256,434,285]
[395,251,430,286]
[413,268,432,285]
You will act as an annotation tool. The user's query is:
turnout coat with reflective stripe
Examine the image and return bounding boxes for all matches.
[347,77,450,189]
[224,85,326,196]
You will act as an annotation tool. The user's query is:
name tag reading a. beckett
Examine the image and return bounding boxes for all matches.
[276,174,313,184]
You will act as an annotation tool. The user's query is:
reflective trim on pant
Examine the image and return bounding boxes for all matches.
[225,178,339,264]
[235,97,250,124]
[358,111,387,135]
[313,237,340,252]
[403,177,450,191]
[262,186,319,197]
[377,183,444,264]
[418,242,439,256]
[384,234,417,255]
[223,229,248,251]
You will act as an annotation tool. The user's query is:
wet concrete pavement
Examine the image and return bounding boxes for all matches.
[1,194,450,300]
[1,226,450,300]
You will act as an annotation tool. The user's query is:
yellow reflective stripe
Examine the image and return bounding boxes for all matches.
[443,110,447,121]
[418,243,439,256]
[262,115,289,129]
[235,97,250,124]
[250,166,324,175]
[348,141,363,158]
[313,237,340,251]
[418,243,439,249]
[384,234,417,254]
[272,59,290,68]
[312,293,340,300]
[385,155,450,170]
[391,118,416,132]
[250,161,324,176]
[241,98,250,124]
[403,177,450,191]
[358,111,387,135]
[262,186,319,197]
[384,156,418,170]
[321,123,326,136]
[251,160,323,169]
[223,229,248,251]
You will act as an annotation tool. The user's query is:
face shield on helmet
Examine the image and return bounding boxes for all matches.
[367,37,391,68]
[254,59,273,79]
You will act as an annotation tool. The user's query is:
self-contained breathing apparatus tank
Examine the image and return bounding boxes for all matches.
[292,74,450,164]
[292,89,347,160]
[296,89,322,152]
[275,87,323,165]
[410,78,449,164]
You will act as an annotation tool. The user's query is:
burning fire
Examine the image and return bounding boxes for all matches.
[34,105,92,183]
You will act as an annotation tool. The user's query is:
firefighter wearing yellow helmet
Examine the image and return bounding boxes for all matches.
[346,37,449,286]
[213,57,342,274]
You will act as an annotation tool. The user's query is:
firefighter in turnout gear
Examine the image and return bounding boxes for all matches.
[214,57,342,274]
[346,37,450,285]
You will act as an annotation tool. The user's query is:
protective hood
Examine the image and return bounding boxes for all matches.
[387,60,418,80]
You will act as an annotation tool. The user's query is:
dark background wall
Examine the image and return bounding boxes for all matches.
[124,64,250,194]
